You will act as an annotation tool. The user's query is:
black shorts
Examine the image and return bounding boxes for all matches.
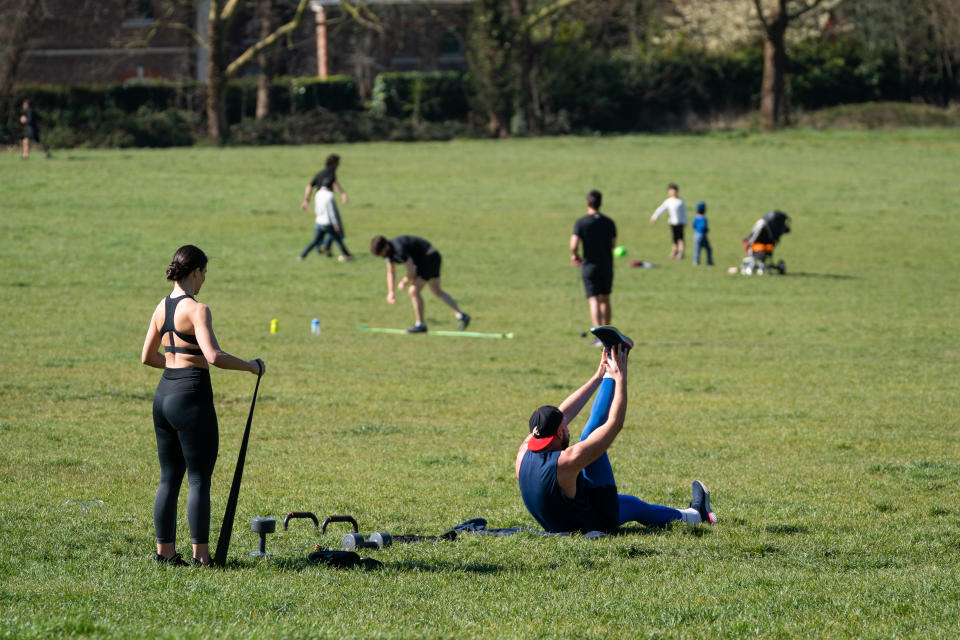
[581,263,612,298]
[416,252,442,280]
[25,127,40,142]
[583,485,620,533]
[671,224,685,243]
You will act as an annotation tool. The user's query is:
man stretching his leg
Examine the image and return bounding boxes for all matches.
[516,327,717,533]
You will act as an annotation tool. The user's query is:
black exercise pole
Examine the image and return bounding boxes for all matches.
[212,364,263,568]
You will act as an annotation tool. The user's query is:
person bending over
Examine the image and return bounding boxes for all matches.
[516,327,716,533]
[370,234,470,334]
[141,245,265,566]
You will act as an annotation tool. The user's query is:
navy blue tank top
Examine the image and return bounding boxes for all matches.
[518,449,606,533]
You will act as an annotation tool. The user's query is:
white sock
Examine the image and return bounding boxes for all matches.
[679,507,701,525]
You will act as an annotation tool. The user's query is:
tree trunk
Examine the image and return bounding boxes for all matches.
[255,0,273,120]
[0,0,42,122]
[760,3,788,131]
[205,1,227,143]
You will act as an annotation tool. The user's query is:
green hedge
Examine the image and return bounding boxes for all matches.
[7,40,957,146]
[18,75,360,124]
[370,71,470,121]
[224,75,360,123]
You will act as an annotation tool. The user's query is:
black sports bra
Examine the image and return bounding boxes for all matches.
[162,295,204,356]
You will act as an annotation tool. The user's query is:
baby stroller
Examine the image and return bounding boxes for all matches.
[740,210,790,275]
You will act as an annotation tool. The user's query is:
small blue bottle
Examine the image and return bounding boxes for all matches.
[311,318,320,335]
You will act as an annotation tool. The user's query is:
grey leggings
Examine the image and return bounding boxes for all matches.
[152,367,218,544]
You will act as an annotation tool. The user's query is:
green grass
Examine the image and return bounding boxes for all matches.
[2,129,960,638]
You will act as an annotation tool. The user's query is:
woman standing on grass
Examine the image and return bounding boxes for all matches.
[141,245,265,566]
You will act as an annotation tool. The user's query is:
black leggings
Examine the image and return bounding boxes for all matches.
[152,368,218,545]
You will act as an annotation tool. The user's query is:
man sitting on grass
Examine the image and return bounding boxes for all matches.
[516,326,717,533]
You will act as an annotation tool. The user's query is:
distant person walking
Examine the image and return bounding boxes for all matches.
[570,190,617,343]
[19,99,51,160]
[370,234,470,333]
[141,245,265,566]
[650,182,687,259]
[300,153,352,262]
[692,201,713,266]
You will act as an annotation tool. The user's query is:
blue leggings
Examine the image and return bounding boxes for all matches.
[580,378,682,527]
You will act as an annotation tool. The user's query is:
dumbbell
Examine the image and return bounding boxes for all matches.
[282,511,319,530]
[341,531,393,551]
[320,514,359,536]
[250,517,276,557]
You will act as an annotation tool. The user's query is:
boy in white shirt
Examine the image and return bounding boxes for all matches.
[650,182,687,260]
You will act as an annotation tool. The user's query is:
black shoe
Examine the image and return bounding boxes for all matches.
[457,313,471,331]
[406,324,427,334]
[589,326,634,352]
[190,557,212,567]
[154,552,189,566]
[690,480,717,525]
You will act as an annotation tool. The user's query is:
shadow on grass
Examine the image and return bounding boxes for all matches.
[389,560,504,574]
[786,272,856,280]
[615,525,671,537]
[263,556,505,574]
[766,523,809,535]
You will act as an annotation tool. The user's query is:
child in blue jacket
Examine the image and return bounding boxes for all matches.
[692,201,713,266]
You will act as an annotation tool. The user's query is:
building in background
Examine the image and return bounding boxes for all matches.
[14,0,471,94]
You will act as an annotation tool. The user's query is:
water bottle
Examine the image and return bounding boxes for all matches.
[270,318,278,334]
[311,318,320,335]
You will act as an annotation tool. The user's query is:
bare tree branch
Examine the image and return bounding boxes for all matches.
[160,21,211,48]
[339,0,385,34]
[752,0,772,34]
[224,0,310,76]
[220,0,244,21]
[520,0,582,31]
[787,0,824,21]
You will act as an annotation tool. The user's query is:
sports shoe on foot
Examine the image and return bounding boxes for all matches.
[690,480,717,525]
[320,247,332,257]
[337,255,353,262]
[406,324,427,334]
[190,557,212,567]
[588,337,602,347]
[458,313,471,331]
[154,553,189,566]
[589,326,634,352]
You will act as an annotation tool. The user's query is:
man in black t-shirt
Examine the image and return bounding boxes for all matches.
[570,190,617,343]
[370,234,470,333]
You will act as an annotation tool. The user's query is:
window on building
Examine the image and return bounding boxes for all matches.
[438,30,464,65]
[124,0,156,26]
[439,31,462,58]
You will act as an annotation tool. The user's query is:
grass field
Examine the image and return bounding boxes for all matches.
[2,129,960,639]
